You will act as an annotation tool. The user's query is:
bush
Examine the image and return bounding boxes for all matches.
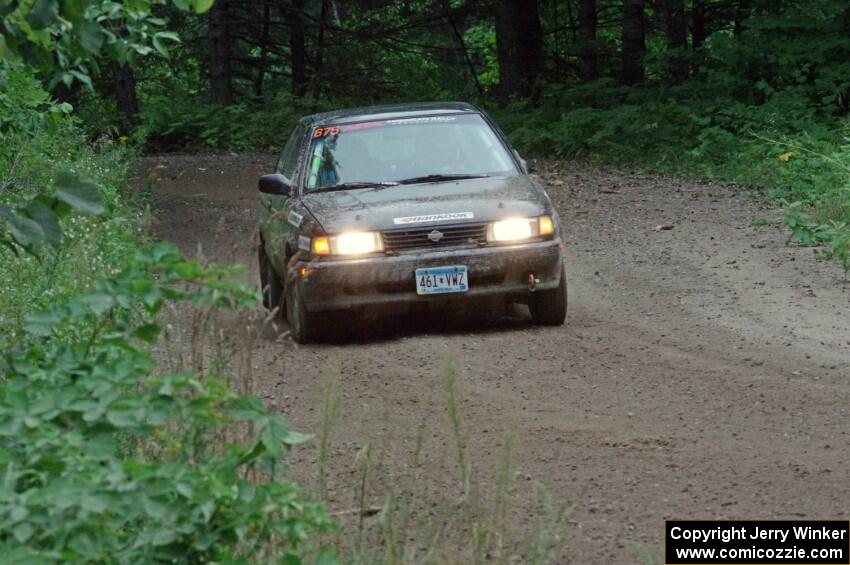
[2,64,338,563]
[136,92,342,152]
[0,243,335,563]
[1,64,144,349]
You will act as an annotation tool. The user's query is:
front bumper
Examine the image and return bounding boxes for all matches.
[295,239,564,312]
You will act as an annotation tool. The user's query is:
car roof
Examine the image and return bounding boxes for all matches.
[303,101,481,127]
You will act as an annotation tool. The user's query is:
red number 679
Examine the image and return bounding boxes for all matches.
[313,126,340,138]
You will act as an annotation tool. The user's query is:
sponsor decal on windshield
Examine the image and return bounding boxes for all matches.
[313,116,461,139]
[393,212,474,225]
[342,121,385,132]
[385,116,457,125]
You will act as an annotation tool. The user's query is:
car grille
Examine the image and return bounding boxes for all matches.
[381,222,488,252]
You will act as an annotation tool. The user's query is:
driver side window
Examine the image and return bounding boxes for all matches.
[276,124,305,182]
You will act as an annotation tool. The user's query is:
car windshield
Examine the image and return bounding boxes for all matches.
[304,113,518,190]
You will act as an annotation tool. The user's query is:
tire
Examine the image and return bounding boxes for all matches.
[259,244,283,315]
[529,266,567,326]
[285,275,317,344]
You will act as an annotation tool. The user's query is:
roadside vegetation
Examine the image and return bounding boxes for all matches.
[0,65,142,348]
[1,1,336,562]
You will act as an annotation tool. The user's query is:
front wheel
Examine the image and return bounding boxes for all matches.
[259,245,284,316]
[529,266,567,326]
[285,275,318,344]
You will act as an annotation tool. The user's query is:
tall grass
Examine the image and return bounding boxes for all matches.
[318,370,343,502]
[306,355,571,564]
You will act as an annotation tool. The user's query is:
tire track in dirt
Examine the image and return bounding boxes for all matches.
[144,154,850,564]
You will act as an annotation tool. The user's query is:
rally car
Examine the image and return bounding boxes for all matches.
[258,102,566,343]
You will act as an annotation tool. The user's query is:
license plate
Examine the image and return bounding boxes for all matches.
[415,265,468,295]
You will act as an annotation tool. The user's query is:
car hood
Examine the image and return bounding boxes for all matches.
[301,175,550,233]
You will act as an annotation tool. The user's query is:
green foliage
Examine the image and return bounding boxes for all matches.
[0,242,335,562]
[3,2,341,562]
[785,200,850,275]
[137,91,339,151]
[0,62,69,138]
[0,63,142,348]
[0,0,212,86]
[491,1,850,274]
[0,170,104,256]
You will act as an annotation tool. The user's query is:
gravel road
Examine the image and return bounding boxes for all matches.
[145,153,850,563]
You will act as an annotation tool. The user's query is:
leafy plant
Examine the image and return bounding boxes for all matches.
[0,242,336,563]
[824,221,850,274]
[0,62,144,349]
[0,0,212,87]
[784,202,850,275]
[2,2,340,562]
[784,201,829,246]
[0,170,103,256]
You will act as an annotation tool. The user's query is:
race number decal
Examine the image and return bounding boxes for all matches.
[313,126,340,138]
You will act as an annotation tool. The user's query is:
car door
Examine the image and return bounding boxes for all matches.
[260,123,307,274]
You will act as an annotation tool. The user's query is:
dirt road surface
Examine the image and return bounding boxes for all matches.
[145,154,850,563]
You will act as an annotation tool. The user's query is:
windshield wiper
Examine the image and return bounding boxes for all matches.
[397,173,490,185]
[311,181,399,193]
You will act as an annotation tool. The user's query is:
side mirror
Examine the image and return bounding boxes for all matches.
[259,173,292,196]
[514,150,537,174]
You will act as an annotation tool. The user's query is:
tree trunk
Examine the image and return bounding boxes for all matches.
[692,0,707,48]
[495,0,543,102]
[621,0,645,85]
[310,0,332,100]
[208,0,233,105]
[664,0,687,49]
[253,2,271,97]
[441,0,483,96]
[734,0,750,37]
[578,0,597,80]
[287,0,307,97]
[662,0,688,81]
[115,64,139,128]
[843,2,850,34]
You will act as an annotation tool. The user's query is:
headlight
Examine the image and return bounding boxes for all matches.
[334,232,383,254]
[312,231,384,255]
[487,216,554,242]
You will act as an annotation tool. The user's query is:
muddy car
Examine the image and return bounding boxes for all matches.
[257,102,566,343]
